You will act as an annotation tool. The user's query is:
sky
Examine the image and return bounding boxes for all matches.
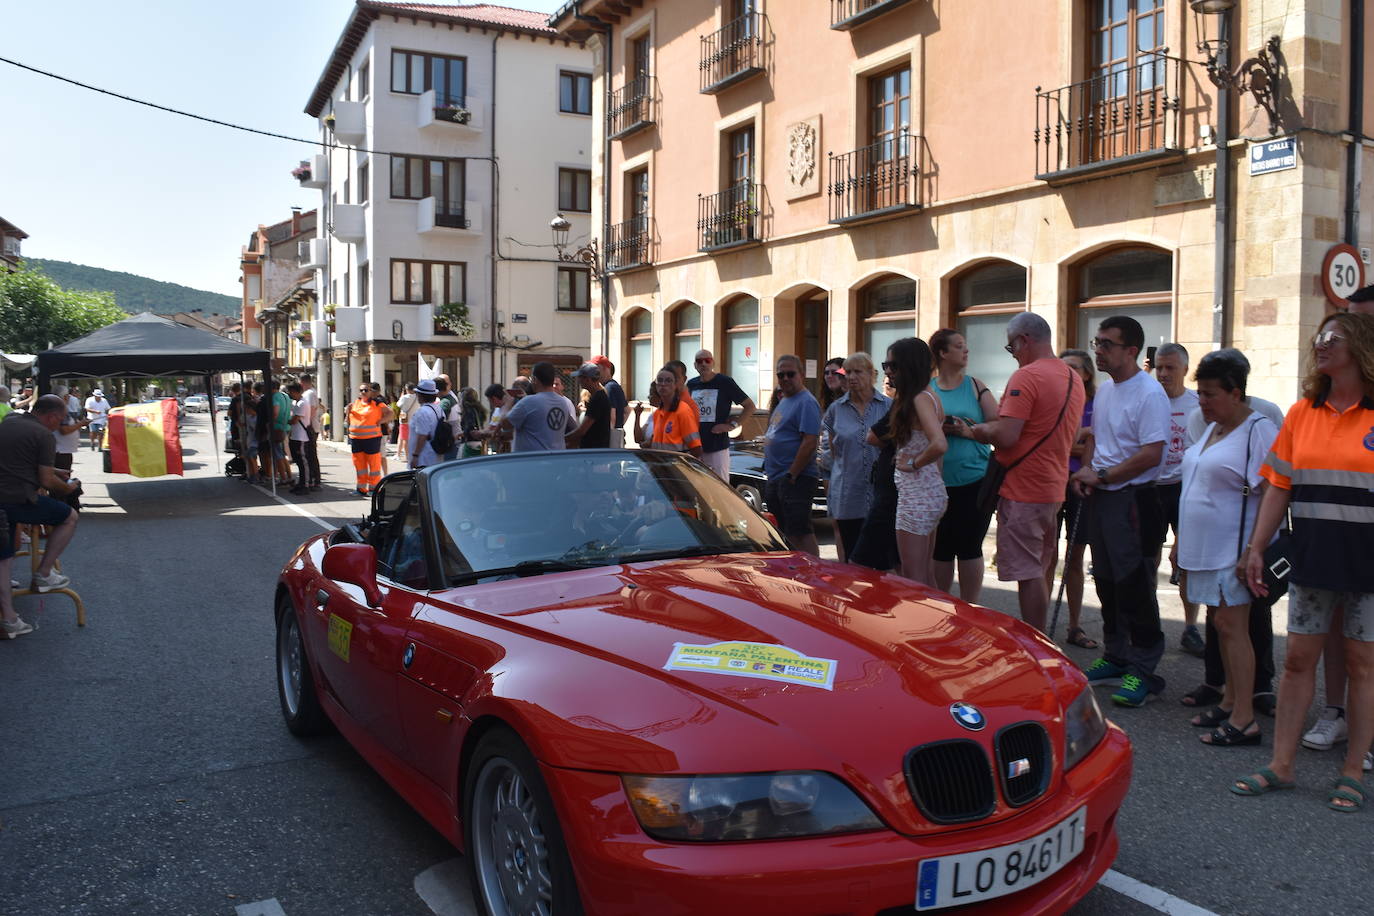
[1,0,567,301]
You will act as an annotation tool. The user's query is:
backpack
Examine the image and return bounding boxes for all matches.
[427,403,455,455]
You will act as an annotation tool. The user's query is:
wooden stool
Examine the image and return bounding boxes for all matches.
[11,523,85,627]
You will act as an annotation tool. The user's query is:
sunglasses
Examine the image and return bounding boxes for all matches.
[823,369,843,377]
[1314,329,1347,348]
[880,361,896,372]
[776,370,798,379]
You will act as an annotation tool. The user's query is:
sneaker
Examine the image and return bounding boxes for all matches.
[1111,674,1158,707]
[1179,625,1205,658]
[1083,657,1128,687]
[1301,706,1348,751]
[31,571,71,593]
[1,617,34,639]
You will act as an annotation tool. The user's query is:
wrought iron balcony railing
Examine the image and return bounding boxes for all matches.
[698,183,761,252]
[827,131,921,225]
[700,13,764,94]
[609,76,655,140]
[1035,54,1182,180]
[830,0,915,30]
[607,215,653,272]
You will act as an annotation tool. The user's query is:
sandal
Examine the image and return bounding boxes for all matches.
[1191,706,1231,728]
[1327,776,1366,812]
[1180,684,1224,708]
[1201,720,1261,746]
[1066,627,1099,649]
[1230,767,1296,796]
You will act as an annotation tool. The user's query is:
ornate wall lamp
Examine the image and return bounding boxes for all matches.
[550,214,604,278]
[1191,0,1285,136]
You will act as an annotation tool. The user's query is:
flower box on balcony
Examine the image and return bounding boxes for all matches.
[435,106,472,124]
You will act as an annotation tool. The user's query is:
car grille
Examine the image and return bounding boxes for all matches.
[996,722,1052,807]
[904,740,995,824]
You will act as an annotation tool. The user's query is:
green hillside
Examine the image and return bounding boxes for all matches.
[26,259,240,318]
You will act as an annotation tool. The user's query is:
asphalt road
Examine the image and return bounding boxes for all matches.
[1,415,1371,915]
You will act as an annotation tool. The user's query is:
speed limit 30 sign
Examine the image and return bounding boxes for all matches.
[1321,243,1366,307]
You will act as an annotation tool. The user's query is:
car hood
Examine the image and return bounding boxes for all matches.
[436,552,1081,831]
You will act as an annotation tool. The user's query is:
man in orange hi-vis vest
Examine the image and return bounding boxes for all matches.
[348,383,395,496]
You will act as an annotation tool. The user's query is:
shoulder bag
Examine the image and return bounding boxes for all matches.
[1237,417,1291,599]
[975,366,1075,517]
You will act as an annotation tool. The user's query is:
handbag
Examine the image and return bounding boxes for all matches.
[975,366,1075,517]
[1237,417,1291,600]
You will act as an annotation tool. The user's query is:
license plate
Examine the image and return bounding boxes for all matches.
[914,806,1085,911]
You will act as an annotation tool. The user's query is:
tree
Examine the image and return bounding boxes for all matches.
[0,266,128,353]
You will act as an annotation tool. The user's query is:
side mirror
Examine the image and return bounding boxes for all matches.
[322,543,383,607]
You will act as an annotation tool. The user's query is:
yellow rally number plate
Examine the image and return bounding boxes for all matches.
[328,614,352,662]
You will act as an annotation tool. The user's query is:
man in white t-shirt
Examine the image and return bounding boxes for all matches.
[407,379,444,469]
[287,382,312,494]
[84,388,110,452]
[1152,343,1202,654]
[396,382,418,461]
[1071,316,1170,708]
[297,374,322,490]
[51,386,89,509]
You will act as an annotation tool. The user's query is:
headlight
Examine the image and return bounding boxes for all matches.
[1063,686,1108,771]
[622,771,884,842]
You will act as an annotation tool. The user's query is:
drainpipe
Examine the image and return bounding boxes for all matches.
[573,1,613,356]
[1211,10,1233,347]
[490,33,500,387]
[1346,0,1365,248]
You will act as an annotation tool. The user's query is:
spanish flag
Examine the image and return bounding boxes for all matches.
[108,399,183,477]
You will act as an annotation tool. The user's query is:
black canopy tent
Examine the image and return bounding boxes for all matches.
[35,312,273,484]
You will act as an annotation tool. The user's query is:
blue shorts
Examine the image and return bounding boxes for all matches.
[0,496,74,560]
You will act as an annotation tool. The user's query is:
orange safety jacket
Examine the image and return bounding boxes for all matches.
[348,398,384,439]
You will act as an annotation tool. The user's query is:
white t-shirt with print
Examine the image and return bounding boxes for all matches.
[290,399,311,442]
[1090,370,1170,489]
[1158,388,1199,484]
[1178,414,1279,570]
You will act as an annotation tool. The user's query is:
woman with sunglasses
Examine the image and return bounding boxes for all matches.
[1233,312,1374,810]
[885,338,947,584]
[820,357,846,412]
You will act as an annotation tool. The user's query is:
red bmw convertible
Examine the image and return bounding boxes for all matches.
[274,450,1131,916]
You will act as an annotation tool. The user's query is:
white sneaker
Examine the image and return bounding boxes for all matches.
[1301,706,1348,751]
[1,617,34,639]
[31,571,70,593]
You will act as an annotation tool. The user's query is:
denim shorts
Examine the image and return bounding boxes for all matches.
[764,475,818,540]
[1183,567,1253,608]
[0,496,73,560]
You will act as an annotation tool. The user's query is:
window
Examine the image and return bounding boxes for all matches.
[953,261,1028,399]
[1091,0,1164,97]
[359,264,369,307]
[727,125,754,188]
[359,59,370,100]
[390,156,465,215]
[626,309,654,401]
[391,50,466,107]
[671,303,701,368]
[390,259,466,306]
[722,297,761,403]
[630,33,651,79]
[1073,247,1172,380]
[558,168,592,212]
[869,65,911,148]
[560,70,592,115]
[358,162,369,204]
[557,267,590,311]
[627,167,649,220]
[860,277,916,360]
[377,488,428,588]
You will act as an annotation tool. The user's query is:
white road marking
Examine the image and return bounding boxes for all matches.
[1100,869,1220,915]
[414,858,475,915]
[251,484,336,532]
[234,900,287,916]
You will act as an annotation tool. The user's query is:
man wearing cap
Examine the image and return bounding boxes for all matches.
[593,355,628,447]
[566,363,612,448]
[406,379,444,470]
[84,388,111,451]
[687,348,756,480]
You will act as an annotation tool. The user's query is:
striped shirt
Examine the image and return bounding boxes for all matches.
[1260,395,1374,592]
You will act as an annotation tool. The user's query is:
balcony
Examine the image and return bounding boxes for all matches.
[2,236,20,259]
[1035,55,1183,183]
[828,131,922,226]
[252,299,284,324]
[417,197,482,236]
[327,100,366,147]
[830,0,916,29]
[698,183,761,253]
[330,204,366,244]
[417,89,484,136]
[609,76,655,140]
[700,13,764,94]
[332,306,368,342]
[294,153,328,189]
[298,237,328,269]
[606,215,653,273]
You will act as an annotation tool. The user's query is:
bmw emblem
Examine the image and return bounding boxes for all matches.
[950,702,986,731]
[402,643,416,668]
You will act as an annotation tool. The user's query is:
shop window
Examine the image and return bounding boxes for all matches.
[953,261,1027,398]
[860,276,916,360]
[722,296,761,403]
[671,303,702,369]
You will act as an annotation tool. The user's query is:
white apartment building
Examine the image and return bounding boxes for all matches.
[301,1,593,422]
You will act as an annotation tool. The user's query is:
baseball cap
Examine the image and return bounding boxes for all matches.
[575,362,601,379]
[414,379,438,395]
[591,355,613,370]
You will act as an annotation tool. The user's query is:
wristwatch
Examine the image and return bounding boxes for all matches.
[1095,466,1110,484]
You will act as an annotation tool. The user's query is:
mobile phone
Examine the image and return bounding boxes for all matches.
[1146,346,1158,364]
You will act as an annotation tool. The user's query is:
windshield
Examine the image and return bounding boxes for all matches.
[427,451,788,585]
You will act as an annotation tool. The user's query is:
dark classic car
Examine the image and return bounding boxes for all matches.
[728,438,828,513]
[274,449,1130,916]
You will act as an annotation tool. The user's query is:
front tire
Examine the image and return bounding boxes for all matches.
[735,482,763,511]
[275,596,331,736]
[464,728,583,916]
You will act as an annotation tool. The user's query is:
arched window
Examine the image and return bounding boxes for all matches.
[625,309,654,401]
[722,296,761,403]
[953,260,1027,398]
[860,275,916,359]
[671,303,702,369]
[1073,247,1172,369]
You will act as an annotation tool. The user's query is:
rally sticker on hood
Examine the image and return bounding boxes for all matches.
[664,641,837,690]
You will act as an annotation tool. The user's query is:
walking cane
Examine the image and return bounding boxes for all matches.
[1048,494,1085,641]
